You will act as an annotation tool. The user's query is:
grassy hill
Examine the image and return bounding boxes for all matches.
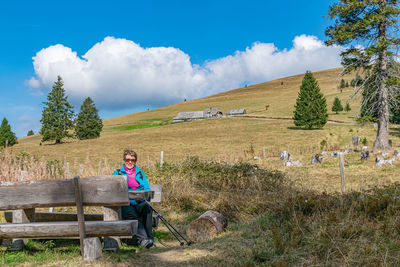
[10,67,400,193]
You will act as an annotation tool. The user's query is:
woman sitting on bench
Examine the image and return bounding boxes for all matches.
[113,149,154,248]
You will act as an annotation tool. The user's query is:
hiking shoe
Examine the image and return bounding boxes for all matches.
[139,239,153,249]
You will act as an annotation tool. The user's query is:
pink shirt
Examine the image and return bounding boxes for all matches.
[124,165,139,190]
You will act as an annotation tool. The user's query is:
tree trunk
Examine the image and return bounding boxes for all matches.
[374,0,391,151]
[186,211,227,243]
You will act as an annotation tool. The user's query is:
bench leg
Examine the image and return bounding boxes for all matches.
[9,209,35,251]
[83,237,102,261]
[103,206,121,252]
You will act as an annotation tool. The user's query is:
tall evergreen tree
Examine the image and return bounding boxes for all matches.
[332,97,344,114]
[326,0,400,150]
[27,130,34,136]
[40,76,75,144]
[0,118,17,147]
[293,71,328,129]
[75,97,103,140]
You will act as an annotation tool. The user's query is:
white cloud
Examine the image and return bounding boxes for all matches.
[28,35,343,110]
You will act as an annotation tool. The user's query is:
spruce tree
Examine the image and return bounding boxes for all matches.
[0,118,17,147]
[27,130,34,136]
[326,0,400,149]
[40,76,75,144]
[75,97,103,140]
[293,71,328,129]
[332,97,343,114]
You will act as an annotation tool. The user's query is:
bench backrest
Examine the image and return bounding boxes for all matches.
[0,175,129,210]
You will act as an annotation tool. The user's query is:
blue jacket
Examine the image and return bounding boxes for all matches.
[113,164,151,205]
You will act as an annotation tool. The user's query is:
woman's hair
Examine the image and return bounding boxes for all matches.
[123,149,137,162]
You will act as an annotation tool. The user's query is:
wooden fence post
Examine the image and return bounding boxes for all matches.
[339,152,345,193]
[66,162,70,178]
[160,151,164,168]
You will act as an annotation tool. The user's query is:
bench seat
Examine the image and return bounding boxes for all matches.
[0,220,137,239]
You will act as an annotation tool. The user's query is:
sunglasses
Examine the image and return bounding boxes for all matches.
[125,159,136,163]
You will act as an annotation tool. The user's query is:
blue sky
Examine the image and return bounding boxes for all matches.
[0,0,341,137]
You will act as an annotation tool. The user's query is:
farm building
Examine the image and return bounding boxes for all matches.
[226,108,246,116]
[172,111,205,122]
[204,107,223,118]
[172,107,223,122]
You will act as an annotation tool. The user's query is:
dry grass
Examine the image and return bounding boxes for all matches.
[9,118,400,194]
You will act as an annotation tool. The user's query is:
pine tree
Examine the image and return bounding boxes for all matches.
[40,76,75,144]
[27,130,34,136]
[75,97,103,140]
[0,118,18,147]
[345,102,351,112]
[326,0,400,150]
[332,97,343,114]
[345,81,349,87]
[293,71,328,129]
[350,79,355,87]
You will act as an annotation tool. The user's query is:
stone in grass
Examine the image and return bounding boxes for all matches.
[352,136,361,147]
[376,157,395,168]
[285,160,302,167]
[311,154,323,164]
[361,151,369,161]
[394,150,400,160]
[362,146,368,151]
[344,148,353,154]
[279,150,290,162]
[330,152,338,157]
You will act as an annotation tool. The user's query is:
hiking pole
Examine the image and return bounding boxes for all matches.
[145,200,191,246]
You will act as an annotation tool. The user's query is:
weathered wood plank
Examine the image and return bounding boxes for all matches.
[128,190,154,201]
[150,185,162,203]
[5,212,159,227]
[0,176,129,210]
[5,212,103,223]
[0,220,138,238]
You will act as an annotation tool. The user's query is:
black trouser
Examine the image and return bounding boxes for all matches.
[121,201,154,242]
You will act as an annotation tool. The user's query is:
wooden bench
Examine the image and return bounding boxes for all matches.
[4,185,162,227]
[0,175,139,261]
